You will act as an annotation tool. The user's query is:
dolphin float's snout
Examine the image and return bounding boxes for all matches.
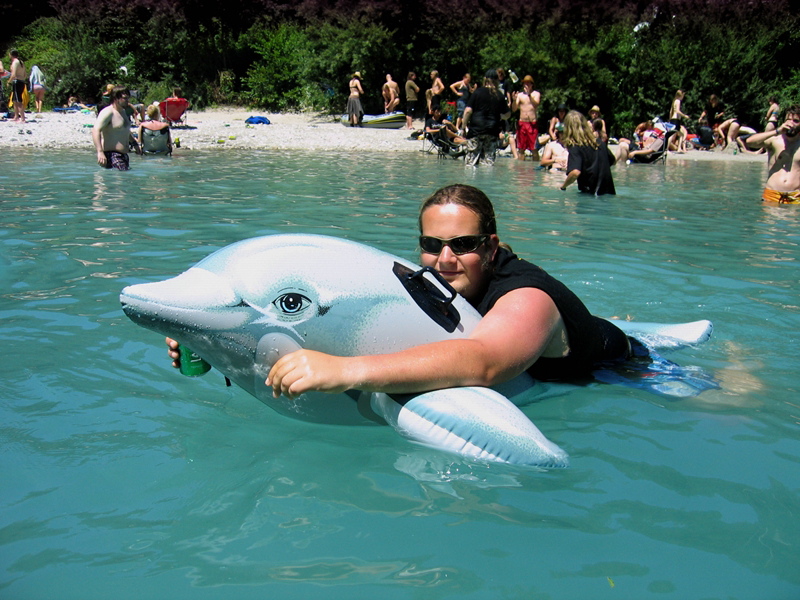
[120,267,252,333]
[121,268,240,311]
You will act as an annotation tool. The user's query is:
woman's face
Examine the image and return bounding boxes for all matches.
[419,203,498,302]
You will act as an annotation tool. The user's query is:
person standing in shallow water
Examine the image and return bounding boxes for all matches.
[746,104,800,204]
[92,86,141,170]
[560,110,616,195]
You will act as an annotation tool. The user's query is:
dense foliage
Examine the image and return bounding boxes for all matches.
[8,0,798,137]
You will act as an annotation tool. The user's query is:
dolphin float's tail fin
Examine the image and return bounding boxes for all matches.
[371,388,569,468]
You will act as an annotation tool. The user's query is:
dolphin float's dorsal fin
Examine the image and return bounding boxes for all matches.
[393,262,461,333]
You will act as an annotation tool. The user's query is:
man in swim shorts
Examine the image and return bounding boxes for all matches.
[8,50,26,123]
[511,75,540,160]
[745,104,800,204]
[92,85,141,170]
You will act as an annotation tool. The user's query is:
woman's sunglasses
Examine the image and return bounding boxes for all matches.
[419,234,488,255]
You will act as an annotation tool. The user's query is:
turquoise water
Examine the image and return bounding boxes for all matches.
[2,148,799,599]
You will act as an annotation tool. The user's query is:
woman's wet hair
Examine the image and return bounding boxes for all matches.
[419,184,497,235]
[561,110,597,148]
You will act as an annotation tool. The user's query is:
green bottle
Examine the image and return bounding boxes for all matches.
[179,346,211,377]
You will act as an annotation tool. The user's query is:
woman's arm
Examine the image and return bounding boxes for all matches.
[540,144,555,167]
[266,287,565,398]
[561,169,580,190]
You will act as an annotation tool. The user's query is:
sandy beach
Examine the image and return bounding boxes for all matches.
[0,107,766,163]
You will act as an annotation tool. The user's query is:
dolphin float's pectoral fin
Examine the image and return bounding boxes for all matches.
[370,388,569,468]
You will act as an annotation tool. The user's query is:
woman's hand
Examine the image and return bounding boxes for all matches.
[266,350,354,398]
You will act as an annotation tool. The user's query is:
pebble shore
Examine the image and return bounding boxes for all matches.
[0,107,766,163]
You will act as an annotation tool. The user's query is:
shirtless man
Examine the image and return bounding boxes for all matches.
[428,70,445,114]
[92,86,141,170]
[8,50,26,123]
[745,104,800,204]
[382,74,400,113]
[511,75,540,160]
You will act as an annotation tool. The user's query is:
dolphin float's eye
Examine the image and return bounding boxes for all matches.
[273,292,311,315]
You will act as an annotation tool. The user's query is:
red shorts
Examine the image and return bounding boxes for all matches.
[516,121,538,152]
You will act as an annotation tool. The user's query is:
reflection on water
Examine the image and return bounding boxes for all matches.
[1,149,799,598]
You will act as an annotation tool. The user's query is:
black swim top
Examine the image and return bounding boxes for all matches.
[473,248,628,380]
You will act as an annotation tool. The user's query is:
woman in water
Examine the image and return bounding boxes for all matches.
[166,185,632,396]
[560,110,616,195]
[549,104,568,140]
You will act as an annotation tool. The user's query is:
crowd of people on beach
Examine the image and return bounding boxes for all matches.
[345,67,799,203]
[2,46,797,203]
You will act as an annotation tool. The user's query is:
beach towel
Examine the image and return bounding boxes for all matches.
[245,116,271,125]
[29,66,46,90]
[8,85,29,109]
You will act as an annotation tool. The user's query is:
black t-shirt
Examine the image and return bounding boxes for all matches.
[566,143,616,196]
[425,113,445,130]
[465,87,509,137]
[704,102,725,127]
[473,248,628,380]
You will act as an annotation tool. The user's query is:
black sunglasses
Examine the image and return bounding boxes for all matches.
[419,234,488,255]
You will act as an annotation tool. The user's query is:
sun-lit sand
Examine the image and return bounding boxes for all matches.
[0,107,767,164]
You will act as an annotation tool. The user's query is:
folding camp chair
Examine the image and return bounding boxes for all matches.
[632,129,678,164]
[422,129,465,159]
[160,97,189,126]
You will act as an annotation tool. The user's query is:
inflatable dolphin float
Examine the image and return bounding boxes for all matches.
[120,234,714,468]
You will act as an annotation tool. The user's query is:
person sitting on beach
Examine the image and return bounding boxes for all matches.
[65,96,95,111]
[745,104,800,204]
[549,104,568,140]
[382,74,400,114]
[168,184,634,393]
[616,122,665,162]
[169,87,191,107]
[92,85,141,170]
[511,75,541,160]
[539,124,568,170]
[137,104,172,154]
[425,105,466,146]
[99,83,114,108]
[560,110,616,195]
